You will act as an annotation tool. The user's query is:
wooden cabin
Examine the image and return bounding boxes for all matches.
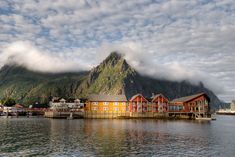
[169,93,210,117]
[85,94,128,112]
[151,94,169,113]
[129,94,149,113]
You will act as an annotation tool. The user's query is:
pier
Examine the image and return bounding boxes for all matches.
[44,111,84,119]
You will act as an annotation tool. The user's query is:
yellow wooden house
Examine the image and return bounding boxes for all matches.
[85,94,128,112]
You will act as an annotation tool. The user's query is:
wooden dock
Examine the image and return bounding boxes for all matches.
[44,111,84,119]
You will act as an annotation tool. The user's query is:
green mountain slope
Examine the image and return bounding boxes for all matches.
[0,65,88,104]
[0,52,226,109]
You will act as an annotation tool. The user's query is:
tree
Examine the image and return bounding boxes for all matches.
[2,98,16,107]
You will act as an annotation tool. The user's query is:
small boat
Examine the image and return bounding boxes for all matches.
[196,117,212,121]
[211,114,216,120]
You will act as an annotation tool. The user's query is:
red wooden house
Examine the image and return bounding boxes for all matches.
[151,94,169,113]
[129,94,149,113]
[169,93,210,115]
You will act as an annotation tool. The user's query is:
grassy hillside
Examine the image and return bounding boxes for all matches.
[0,65,88,104]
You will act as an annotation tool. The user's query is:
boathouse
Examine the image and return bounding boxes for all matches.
[129,94,149,113]
[84,94,129,118]
[85,94,128,112]
[151,94,169,113]
[169,93,210,119]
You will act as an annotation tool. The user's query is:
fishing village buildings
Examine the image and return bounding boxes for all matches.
[0,91,212,119]
[169,93,210,118]
[45,98,85,118]
[81,92,210,119]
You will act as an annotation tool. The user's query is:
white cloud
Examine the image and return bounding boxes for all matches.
[0,0,235,101]
[0,41,91,73]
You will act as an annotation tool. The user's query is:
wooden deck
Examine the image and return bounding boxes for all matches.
[44,111,84,119]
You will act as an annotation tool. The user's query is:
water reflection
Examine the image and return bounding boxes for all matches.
[0,116,235,156]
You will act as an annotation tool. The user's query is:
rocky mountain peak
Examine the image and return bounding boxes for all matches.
[101,51,124,67]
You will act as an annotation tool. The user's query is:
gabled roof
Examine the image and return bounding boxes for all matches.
[74,99,80,102]
[88,94,127,102]
[151,94,169,102]
[129,94,148,102]
[60,98,66,102]
[171,93,209,103]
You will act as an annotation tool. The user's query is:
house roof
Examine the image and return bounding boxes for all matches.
[129,94,148,102]
[151,94,169,102]
[171,93,209,103]
[75,99,80,101]
[88,94,127,102]
[14,104,25,108]
[60,98,66,102]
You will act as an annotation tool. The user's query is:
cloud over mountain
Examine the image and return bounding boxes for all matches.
[0,41,92,72]
[0,0,235,101]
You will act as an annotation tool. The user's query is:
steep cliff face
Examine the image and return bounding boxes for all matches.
[0,52,224,109]
[76,52,136,97]
[77,52,222,109]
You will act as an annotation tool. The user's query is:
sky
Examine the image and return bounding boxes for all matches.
[0,0,235,102]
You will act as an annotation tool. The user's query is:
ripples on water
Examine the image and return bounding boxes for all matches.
[0,116,235,156]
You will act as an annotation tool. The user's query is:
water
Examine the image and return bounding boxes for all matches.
[0,116,235,157]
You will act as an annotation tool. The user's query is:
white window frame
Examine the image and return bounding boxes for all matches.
[103,107,109,111]
[103,102,109,105]
[114,102,118,106]
[92,107,98,110]
[92,102,98,105]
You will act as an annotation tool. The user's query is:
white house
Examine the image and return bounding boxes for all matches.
[49,98,84,111]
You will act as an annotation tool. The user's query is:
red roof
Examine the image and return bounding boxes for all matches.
[129,94,148,102]
[14,104,25,108]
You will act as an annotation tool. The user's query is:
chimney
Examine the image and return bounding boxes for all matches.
[151,93,155,98]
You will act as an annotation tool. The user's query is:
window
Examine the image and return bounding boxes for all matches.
[114,107,118,111]
[92,102,98,105]
[122,102,126,105]
[103,102,109,105]
[114,102,118,106]
[92,107,98,110]
[103,107,109,110]
[179,106,183,110]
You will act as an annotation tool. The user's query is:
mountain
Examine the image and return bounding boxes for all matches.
[0,52,226,109]
[0,65,88,104]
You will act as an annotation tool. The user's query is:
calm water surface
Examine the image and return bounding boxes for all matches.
[0,115,235,157]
